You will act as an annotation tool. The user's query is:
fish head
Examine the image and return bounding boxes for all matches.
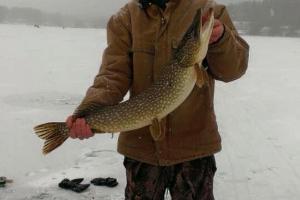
[175,8,214,68]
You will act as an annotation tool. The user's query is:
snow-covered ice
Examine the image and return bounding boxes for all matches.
[0,24,300,199]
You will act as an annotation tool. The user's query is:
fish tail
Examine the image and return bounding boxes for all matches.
[34,122,69,155]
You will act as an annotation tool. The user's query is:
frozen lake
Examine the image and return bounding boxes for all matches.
[0,24,300,199]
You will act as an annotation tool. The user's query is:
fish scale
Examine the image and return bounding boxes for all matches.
[34,8,215,154]
[86,63,196,133]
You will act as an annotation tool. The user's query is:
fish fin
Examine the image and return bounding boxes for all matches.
[149,118,166,141]
[195,64,206,88]
[34,122,69,154]
[73,102,104,118]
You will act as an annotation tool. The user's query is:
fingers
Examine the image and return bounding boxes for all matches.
[69,118,78,139]
[76,118,85,140]
[66,115,74,129]
[67,115,77,139]
[209,20,224,44]
[68,117,94,140]
[86,124,95,138]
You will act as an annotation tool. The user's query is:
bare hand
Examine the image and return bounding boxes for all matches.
[66,115,94,140]
[202,12,225,44]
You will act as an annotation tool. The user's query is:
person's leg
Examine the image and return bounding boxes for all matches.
[123,157,168,200]
[168,156,217,200]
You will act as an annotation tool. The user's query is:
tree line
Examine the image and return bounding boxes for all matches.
[0,5,108,28]
[1,1,300,37]
[228,0,300,37]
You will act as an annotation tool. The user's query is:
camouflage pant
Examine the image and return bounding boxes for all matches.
[123,155,217,200]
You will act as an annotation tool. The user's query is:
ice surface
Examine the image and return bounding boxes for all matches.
[0,24,300,199]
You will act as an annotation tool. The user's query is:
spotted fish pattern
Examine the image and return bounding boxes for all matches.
[34,9,215,154]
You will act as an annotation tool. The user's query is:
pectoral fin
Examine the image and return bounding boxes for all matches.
[149,118,166,141]
[195,64,206,88]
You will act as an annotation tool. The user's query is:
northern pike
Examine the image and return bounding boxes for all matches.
[34,8,215,154]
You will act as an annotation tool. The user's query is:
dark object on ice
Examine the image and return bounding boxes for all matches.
[69,178,84,184]
[0,177,5,187]
[0,177,13,187]
[58,178,90,193]
[91,177,118,187]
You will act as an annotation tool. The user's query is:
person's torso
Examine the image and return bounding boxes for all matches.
[117,0,222,166]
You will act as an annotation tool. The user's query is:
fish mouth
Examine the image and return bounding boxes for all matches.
[180,7,215,48]
[183,9,202,41]
[194,8,214,64]
[192,9,202,40]
[194,7,214,41]
[173,7,214,68]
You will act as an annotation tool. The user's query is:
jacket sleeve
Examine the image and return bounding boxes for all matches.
[75,5,132,112]
[206,5,249,82]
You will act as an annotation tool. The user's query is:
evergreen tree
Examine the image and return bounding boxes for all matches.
[228,0,300,36]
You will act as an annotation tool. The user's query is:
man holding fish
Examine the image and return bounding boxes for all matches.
[66,0,249,199]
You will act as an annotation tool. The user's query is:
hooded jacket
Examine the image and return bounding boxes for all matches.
[76,0,249,166]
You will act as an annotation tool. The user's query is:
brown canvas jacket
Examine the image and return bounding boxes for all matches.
[76,0,250,166]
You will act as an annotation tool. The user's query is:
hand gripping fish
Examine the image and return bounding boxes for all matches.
[34,8,215,154]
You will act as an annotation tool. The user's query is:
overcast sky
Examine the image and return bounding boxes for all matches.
[0,0,247,17]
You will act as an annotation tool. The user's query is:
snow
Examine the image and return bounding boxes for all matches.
[0,24,300,199]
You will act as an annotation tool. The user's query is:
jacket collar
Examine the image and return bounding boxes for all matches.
[134,0,209,15]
